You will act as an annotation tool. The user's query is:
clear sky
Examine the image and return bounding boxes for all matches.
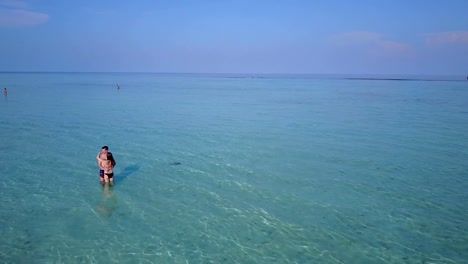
[1,0,467,74]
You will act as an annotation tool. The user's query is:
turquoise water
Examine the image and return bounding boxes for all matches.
[1,73,467,263]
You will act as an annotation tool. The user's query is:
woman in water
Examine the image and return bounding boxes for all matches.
[99,152,116,183]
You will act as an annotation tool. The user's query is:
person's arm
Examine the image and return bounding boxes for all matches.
[97,153,102,167]
[99,160,105,170]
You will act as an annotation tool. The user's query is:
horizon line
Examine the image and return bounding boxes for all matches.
[0,71,466,82]
[0,71,466,76]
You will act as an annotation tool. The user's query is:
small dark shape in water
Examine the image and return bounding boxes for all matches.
[170,162,182,166]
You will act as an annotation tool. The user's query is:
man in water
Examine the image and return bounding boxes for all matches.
[3,88,7,96]
[96,146,109,182]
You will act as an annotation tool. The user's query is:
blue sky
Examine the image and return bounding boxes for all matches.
[1,0,467,74]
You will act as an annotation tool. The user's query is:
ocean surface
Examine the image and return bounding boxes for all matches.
[0,72,467,264]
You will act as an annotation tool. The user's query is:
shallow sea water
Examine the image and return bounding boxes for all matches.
[0,73,468,263]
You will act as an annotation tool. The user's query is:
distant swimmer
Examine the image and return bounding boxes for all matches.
[3,88,6,96]
[117,85,120,90]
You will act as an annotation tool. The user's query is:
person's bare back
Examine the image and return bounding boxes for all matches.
[100,152,116,183]
[101,159,113,174]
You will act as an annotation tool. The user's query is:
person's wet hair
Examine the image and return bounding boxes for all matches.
[107,152,116,167]
[102,146,108,150]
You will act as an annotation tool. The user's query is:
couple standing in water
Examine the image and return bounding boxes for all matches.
[96,146,117,217]
[96,146,116,184]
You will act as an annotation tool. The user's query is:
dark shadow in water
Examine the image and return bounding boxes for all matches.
[114,164,140,185]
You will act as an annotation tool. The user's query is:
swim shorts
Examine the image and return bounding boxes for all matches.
[100,170,104,178]
[105,173,114,179]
